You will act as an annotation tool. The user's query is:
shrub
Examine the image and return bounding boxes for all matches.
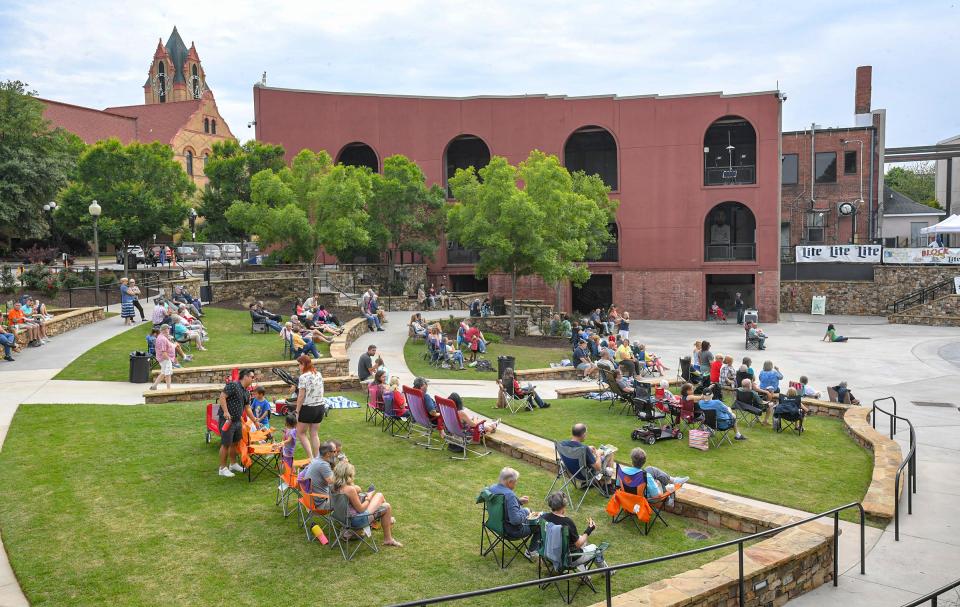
[0,266,16,295]
[20,266,52,291]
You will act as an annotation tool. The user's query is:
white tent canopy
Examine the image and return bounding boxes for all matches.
[920,214,960,234]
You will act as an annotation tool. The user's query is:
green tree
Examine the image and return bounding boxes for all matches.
[226,149,371,290]
[198,140,286,243]
[447,152,615,337]
[55,139,194,268]
[367,155,446,293]
[886,164,938,207]
[0,80,85,251]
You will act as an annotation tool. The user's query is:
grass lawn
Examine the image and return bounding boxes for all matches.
[465,395,874,524]
[0,395,743,607]
[404,337,570,381]
[55,307,329,382]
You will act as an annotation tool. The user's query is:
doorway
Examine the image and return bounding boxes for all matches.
[450,274,488,292]
[705,274,755,319]
[572,274,612,315]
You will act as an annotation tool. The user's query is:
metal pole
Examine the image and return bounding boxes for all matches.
[893,398,897,436]
[860,507,866,575]
[738,542,745,607]
[93,217,100,308]
[895,480,900,541]
[605,570,612,607]
[833,512,839,586]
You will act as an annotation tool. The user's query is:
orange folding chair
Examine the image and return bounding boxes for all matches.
[296,477,334,545]
[241,423,281,482]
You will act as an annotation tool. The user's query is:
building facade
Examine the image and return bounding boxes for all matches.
[254,85,783,321]
[41,27,234,188]
[880,186,945,247]
[780,66,885,258]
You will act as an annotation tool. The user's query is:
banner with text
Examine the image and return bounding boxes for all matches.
[882,248,960,265]
[795,245,882,263]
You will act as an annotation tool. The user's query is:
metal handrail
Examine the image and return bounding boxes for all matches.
[887,278,954,314]
[390,502,866,607]
[900,577,960,606]
[871,397,917,541]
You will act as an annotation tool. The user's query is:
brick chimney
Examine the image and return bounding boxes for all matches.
[855,65,872,114]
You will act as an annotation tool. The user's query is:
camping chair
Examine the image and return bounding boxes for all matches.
[745,328,762,350]
[549,441,610,512]
[701,409,734,448]
[734,370,752,389]
[607,464,676,535]
[402,385,442,449]
[631,382,666,423]
[674,397,704,433]
[382,391,411,438]
[536,518,609,604]
[251,319,268,333]
[476,488,532,569]
[365,383,386,427]
[774,396,805,435]
[295,476,335,545]
[282,331,296,359]
[276,461,302,518]
[204,403,221,444]
[329,492,379,561]
[498,379,534,414]
[437,395,490,460]
[827,386,853,404]
[241,423,281,482]
[600,369,633,415]
[732,389,764,427]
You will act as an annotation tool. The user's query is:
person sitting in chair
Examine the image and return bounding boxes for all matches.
[746,322,767,350]
[502,367,550,409]
[561,423,615,489]
[172,286,204,317]
[798,375,821,399]
[413,377,441,426]
[680,383,748,441]
[737,378,775,425]
[250,302,282,332]
[574,339,599,381]
[620,448,689,505]
[449,392,499,437]
[830,381,860,405]
[487,467,541,558]
[542,491,610,571]
[718,355,737,388]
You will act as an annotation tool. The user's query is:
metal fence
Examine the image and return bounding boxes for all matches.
[871,397,917,541]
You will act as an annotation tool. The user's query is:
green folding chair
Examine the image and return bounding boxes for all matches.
[476,489,532,569]
[536,518,610,604]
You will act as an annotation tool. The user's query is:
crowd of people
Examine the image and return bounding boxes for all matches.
[3,296,52,357]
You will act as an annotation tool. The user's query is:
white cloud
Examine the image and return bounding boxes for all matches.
[0,0,957,146]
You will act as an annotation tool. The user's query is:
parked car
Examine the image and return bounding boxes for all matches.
[175,245,199,261]
[198,244,221,260]
[115,245,145,265]
[220,244,241,259]
[148,245,173,259]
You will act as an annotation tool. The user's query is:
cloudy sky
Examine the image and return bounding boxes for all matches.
[1,0,957,147]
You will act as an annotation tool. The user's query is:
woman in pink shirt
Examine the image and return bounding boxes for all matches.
[149,325,177,390]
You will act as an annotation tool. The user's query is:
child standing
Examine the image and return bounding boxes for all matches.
[618,311,630,341]
[250,386,272,429]
[280,413,298,470]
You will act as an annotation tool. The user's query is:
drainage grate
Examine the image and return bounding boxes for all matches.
[684,529,711,540]
[912,401,956,408]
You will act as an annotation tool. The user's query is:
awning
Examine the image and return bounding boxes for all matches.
[920,214,960,234]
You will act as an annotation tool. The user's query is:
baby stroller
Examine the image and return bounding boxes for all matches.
[271,367,300,415]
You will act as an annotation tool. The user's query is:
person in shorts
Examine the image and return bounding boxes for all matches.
[149,325,177,391]
[218,368,256,478]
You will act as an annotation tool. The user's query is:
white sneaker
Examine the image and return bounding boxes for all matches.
[218,467,235,478]
[229,463,244,473]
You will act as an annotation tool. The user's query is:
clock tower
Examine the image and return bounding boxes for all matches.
[143,26,210,104]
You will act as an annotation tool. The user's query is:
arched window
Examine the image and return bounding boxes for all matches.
[185,150,194,176]
[704,201,756,261]
[203,118,209,133]
[704,116,757,186]
[337,142,379,172]
[444,134,491,198]
[203,152,209,171]
[564,126,618,190]
[191,64,201,99]
[211,119,216,135]
[157,62,166,103]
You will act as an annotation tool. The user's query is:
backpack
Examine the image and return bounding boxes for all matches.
[475,359,493,372]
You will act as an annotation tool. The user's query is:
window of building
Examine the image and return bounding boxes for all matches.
[203,118,209,133]
[815,152,837,183]
[185,150,193,176]
[910,222,927,248]
[805,211,826,242]
[444,135,491,198]
[596,223,618,262]
[337,142,379,172]
[191,65,201,99]
[564,126,618,191]
[782,154,798,185]
[703,116,757,186]
[210,120,216,135]
[447,238,480,264]
[844,150,858,174]
[704,201,756,261]
[157,62,166,103]
[203,153,209,171]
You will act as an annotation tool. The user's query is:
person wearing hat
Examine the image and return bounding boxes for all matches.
[413,377,441,426]
[149,325,177,390]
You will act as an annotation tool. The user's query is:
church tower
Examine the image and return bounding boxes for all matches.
[143,27,210,104]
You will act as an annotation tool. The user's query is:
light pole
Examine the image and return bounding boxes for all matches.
[43,201,58,260]
[88,200,102,307]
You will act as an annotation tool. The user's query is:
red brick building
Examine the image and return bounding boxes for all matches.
[253,85,784,321]
[780,66,885,257]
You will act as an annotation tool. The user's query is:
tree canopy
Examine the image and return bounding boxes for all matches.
[0,80,85,250]
[447,151,616,337]
[886,164,938,208]
[198,139,286,241]
[55,139,194,257]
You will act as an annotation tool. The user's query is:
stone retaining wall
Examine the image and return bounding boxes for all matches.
[889,295,960,327]
[447,315,529,336]
[13,306,105,345]
[207,277,307,306]
[842,406,902,522]
[514,367,579,381]
[150,357,347,384]
[143,375,361,404]
[161,277,203,299]
[330,317,368,361]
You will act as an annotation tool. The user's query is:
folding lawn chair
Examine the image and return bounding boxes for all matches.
[204,403,221,444]
[295,476,335,545]
[548,441,610,512]
[701,409,734,448]
[329,492,379,561]
[276,461,301,518]
[774,396,805,435]
[382,391,411,438]
[537,518,609,604]
[402,385,442,450]
[732,389,764,427]
[675,397,704,433]
[365,383,385,427]
[476,488,532,569]
[608,464,650,532]
[241,424,281,482]
[497,379,534,414]
[436,395,490,460]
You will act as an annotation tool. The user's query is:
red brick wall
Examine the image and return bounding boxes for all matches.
[487,273,566,306]
[612,270,703,320]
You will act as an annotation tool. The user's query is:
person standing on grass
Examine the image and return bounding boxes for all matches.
[217,368,256,478]
[149,325,176,391]
[295,354,326,460]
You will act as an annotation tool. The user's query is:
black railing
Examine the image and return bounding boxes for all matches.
[64,274,163,311]
[704,164,756,186]
[900,577,960,606]
[390,502,866,607]
[871,397,917,541]
[887,278,954,315]
[705,243,756,261]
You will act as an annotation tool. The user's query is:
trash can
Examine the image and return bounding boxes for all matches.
[497,355,516,380]
[492,297,506,316]
[743,309,759,325]
[129,351,151,383]
[679,356,692,382]
[200,285,213,303]
[126,253,139,269]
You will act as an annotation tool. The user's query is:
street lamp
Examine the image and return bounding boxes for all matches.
[88,200,102,307]
[189,208,198,240]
